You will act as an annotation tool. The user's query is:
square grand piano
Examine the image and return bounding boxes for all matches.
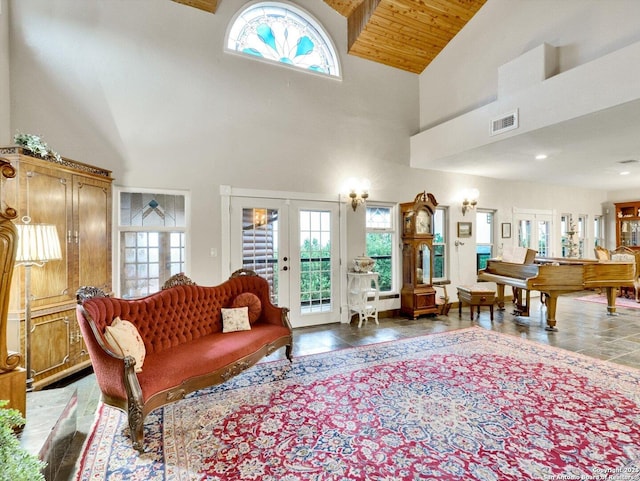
[478,255,635,331]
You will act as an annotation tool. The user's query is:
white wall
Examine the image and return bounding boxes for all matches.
[419,0,640,130]
[8,0,419,286]
[6,0,612,310]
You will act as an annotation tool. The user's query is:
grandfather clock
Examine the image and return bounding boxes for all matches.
[400,192,438,319]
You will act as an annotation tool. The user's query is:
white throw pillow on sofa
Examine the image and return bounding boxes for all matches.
[222,307,252,333]
[104,317,146,372]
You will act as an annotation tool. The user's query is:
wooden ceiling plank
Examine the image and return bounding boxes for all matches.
[352,32,437,64]
[384,0,468,30]
[349,44,428,73]
[363,22,450,52]
[323,0,362,17]
[326,0,488,73]
[382,0,471,32]
[417,0,487,22]
[171,0,218,14]
[362,18,450,46]
[347,0,382,50]
[370,9,458,45]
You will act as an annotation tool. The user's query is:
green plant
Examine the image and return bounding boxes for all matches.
[0,400,46,481]
[13,131,62,162]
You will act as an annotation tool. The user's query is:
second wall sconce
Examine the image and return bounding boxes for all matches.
[345,178,371,211]
[461,188,479,216]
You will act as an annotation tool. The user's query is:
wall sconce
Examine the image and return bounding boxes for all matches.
[461,188,479,216]
[344,178,370,211]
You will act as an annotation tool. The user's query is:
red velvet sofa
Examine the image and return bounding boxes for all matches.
[76,270,293,452]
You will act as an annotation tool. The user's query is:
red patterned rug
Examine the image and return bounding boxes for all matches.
[75,327,640,480]
[575,293,640,310]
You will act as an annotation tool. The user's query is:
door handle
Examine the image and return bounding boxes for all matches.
[283,266,288,271]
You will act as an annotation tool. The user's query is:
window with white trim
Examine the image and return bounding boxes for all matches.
[577,214,587,258]
[433,207,447,280]
[116,189,189,298]
[226,2,341,78]
[365,205,395,292]
[476,210,494,272]
[594,215,604,248]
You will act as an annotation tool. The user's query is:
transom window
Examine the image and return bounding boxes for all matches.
[226,2,341,78]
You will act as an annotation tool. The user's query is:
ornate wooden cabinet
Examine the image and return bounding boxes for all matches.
[1,146,112,390]
[615,201,640,249]
[400,192,439,319]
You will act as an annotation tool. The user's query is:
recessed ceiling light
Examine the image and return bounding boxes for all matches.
[620,171,631,176]
[535,154,547,160]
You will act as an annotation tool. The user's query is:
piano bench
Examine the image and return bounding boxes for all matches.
[457,285,496,321]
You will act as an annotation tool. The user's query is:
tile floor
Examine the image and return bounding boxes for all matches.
[21,291,640,480]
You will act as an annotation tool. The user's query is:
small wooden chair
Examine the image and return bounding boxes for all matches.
[611,246,640,302]
[594,246,611,261]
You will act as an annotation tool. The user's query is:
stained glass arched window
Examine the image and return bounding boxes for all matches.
[226,2,341,78]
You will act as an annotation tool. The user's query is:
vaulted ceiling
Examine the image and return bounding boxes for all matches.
[171,0,487,74]
[323,0,486,73]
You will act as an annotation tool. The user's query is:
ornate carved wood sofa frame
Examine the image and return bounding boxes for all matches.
[76,270,293,452]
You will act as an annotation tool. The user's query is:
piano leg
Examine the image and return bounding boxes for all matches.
[544,294,558,331]
[606,286,619,316]
[512,287,530,316]
[496,284,506,310]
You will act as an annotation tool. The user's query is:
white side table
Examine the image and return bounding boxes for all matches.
[347,272,380,328]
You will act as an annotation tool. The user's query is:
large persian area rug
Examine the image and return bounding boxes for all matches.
[575,293,640,310]
[75,327,640,481]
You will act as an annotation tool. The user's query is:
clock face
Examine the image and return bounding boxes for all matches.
[416,210,430,234]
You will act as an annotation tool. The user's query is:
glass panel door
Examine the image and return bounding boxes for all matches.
[231,197,340,327]
[289,202,339,326]
[231,198,289,309]
[239,207,281,305]
[515,212,553,258]
[536,220,550,257]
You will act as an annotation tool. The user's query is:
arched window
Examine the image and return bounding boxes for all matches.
[226,2,341,78]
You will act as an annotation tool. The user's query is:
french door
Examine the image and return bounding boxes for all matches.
[230,197,341,328]
[514,209,553,257]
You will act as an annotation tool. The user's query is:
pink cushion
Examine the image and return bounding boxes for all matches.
[232,292,262,323]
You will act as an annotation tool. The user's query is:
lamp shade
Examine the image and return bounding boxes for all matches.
[15,223,63,263]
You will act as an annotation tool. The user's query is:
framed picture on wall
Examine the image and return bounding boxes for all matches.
[502,223,512,238]
[457,222,472,238]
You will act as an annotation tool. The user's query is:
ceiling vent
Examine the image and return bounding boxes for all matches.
[491,110,519,136]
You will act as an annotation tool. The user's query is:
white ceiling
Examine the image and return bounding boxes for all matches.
[416,97,640,192]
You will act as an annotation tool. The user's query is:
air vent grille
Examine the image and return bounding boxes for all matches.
[491,110,519,136]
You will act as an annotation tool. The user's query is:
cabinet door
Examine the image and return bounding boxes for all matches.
[30,309,71,382]
[74,175,112,291]
[23,163,73,306]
